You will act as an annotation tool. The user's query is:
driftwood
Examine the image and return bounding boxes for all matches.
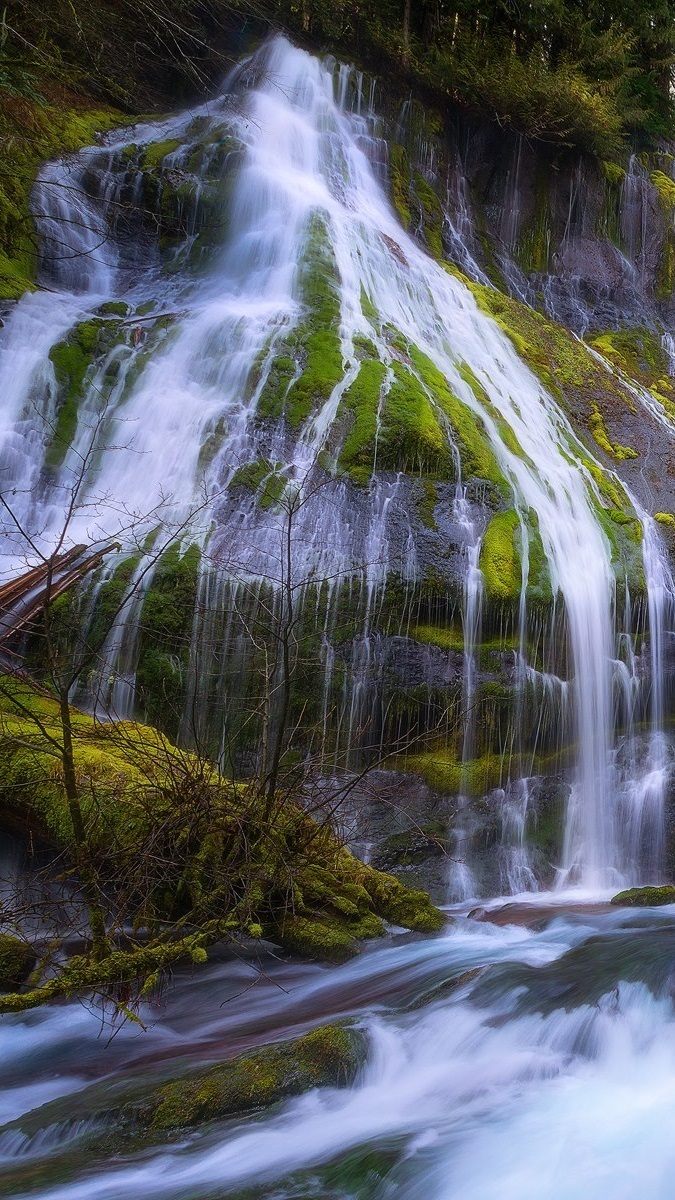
[0,544,116,655]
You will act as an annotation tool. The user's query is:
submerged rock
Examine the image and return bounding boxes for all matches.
[3,1024,366,1148]
[144,1025,364,1130]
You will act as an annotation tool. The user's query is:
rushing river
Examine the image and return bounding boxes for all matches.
[2,898,675,1198]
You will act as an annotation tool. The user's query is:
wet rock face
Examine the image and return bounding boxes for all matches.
[345,769,569,902]
[385,95,674,336]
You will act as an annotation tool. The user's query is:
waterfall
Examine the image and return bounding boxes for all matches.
[0,35,672,891]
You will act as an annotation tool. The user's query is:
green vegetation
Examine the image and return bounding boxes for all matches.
[46,316,129,468]
[266,0,675,156]
[480,510,522,603]
[338,359,388,484]
[0,101,124,300]
[229,459,287,509]
[85,554,141,650]
[47,322,100,468]
[147,1025,362,1129]
[0,934,34,991]
[142,137,182,169]
[386,145,444,258]
[650,169,675,208]
[479,509,552,605]
[0,675,445,1011]
[611,885,675,906]
[135,542,201,736]
[12,1025,365,1146]
[409,347,509,491]
[590,327,675,421]
[402,748,506,797]
[465,279,648,593]
[588,403,638,460]
[283,216,344,428]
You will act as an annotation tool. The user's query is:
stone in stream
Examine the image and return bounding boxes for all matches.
[610,885,675,906]
[1,1024,365,1151]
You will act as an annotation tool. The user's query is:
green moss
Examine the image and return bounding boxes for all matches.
[465,276,647,560]
[0,102,125,300]
[86,554,141,651]
[409,623,522,653]
[279,915,375,962]
[589,403,638,460]
[515,170,551,273]
[0,674,445,1006]
[141,138,182,169]
[380,360,451,475]
[655,512,675,526]
[408,346,509,491]
[590,327,675,413]
[97,301,130,317]
[602,161,627,186]
[403,749,505,797]
[149,1025,362,1129]
[46,323,101,469]
[389,143,412,228]
[280,216,344,429]
[611,885,675,907]
[359,867,445,933]
[229,460,287,509]
[338,359,388,483]
[480,510,521,603]
[412,170,444,261]
[252,350,297,422]
[410,623,465,652]
[0,934,34,991]
[650,170,675,209]
[135,542,201,734]
[45,316,129,468]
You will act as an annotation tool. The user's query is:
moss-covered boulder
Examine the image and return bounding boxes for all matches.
[0,934,35,991]
[0,676,445,1007]
[610,885,675,907]
[3,1024,365,1152]
[144,1025,363,1130]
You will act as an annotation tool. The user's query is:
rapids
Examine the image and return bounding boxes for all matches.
[2,902,675,1198]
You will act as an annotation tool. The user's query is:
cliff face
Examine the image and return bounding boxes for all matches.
[2,27,675,900]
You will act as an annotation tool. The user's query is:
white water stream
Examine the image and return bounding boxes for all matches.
[2,903,675,1199]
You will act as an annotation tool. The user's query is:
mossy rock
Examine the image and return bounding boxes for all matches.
[46,317,129,469]
[480,509,521,603]
[0,101,126,301]
[135,541,201,735]
[280,214,344,429]
[145,1025,363,1130]
[373,825,449,871]
[0,677,446,1005]
[0,934,35,991]
[6,1025,365,1147]
[610,885,675,907]
[229,459,287,509]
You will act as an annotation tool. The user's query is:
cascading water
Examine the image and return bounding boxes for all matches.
[0,35,673,893]
[4,33,675,1200]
